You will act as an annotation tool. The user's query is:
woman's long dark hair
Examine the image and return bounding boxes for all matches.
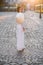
[17,6,21,12]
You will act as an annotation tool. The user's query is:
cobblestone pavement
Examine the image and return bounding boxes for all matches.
[0,11,43,65]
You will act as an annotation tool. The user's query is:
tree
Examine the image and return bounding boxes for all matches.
[0,0,6,6]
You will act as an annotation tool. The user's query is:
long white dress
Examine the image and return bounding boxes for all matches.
[16,12,25,51]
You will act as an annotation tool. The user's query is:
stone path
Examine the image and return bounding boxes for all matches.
[0,11,43,65]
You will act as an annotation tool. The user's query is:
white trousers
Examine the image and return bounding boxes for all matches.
[16,24,25,51]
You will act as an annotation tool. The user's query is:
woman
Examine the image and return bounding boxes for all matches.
[16,6,25,52]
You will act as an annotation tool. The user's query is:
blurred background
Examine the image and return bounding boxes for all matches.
[0,0,43,13]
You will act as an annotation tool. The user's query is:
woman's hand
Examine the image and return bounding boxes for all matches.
[23,27,25,32]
